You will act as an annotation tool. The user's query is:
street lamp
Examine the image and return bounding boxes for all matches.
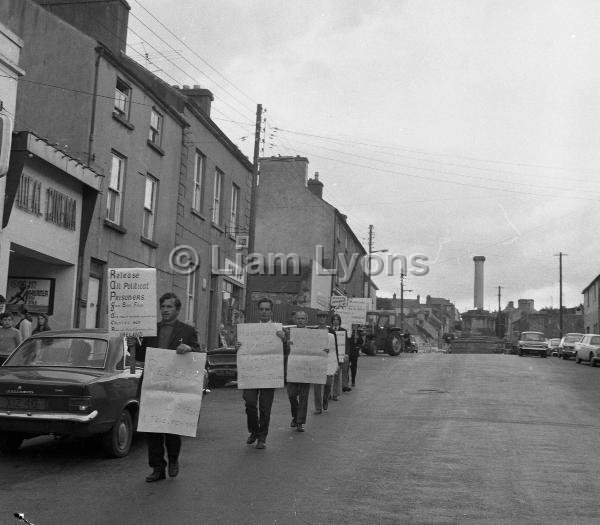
[366,248,388,299]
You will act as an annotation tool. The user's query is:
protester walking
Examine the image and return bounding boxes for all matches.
[313,311,338,414]
[127,292,200,483]
[331,313,351,393]
[241,297,285,450]
[286,311,311,432]
[348,326,362,387]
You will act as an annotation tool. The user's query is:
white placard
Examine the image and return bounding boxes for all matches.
[326,332,338,375]
[107,268,157,337]
[287,328,329,384]
[330,296,348,308]
[137,348,206,437]
[335,330,346,363]
[236,322,284,389]
[335,298,369,329]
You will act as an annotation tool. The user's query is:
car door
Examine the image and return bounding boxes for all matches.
[578,336,589,361]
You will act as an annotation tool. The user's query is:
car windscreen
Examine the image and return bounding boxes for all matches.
[565,335,583,343]
[521,333,545,341]
[3,337,109,368]
[590,336,600,346]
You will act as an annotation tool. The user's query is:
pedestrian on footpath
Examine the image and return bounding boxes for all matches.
[313,311,338,414]
[0,312,22,364]
[127,292,200,483]
[331,313,351,393]
[286,310,311,432]
[347,326,362,387]
[241,297,286,450]
[14,305,32,341]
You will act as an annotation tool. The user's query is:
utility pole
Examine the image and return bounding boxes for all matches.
[366,225,374,299]
[554,252,567,337]
[245,104,262,317]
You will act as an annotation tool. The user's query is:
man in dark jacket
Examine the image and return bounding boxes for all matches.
[128,292,200,482]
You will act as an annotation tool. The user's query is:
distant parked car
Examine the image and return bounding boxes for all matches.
[206,346,237,388]
[0,330,141,457]
[517,331,548,358]
[547,338,560,356]
[558,333,584,360]
[575,334,600,366]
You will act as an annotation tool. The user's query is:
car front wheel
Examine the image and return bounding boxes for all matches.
[102,409,133,458]
[590,354,596,367]
[0,432,24,453]
[576,356,582,364]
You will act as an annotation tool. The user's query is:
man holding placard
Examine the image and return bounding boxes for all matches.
[313,311,339,414]
[127,292,200,482]
[286,310,311,432]
[238,297,286,450]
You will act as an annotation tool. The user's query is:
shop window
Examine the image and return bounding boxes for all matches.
[15,174,42,215]
[192,150,205,213]
[212,168,223,225]
[142,174,158,240]
[148,108,162,145]
[114,78,131,118]
[107,152,125,224]
[46,188,76,230]
[230,183,239,235]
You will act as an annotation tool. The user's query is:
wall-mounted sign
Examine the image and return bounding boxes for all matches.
[6,276,55,314]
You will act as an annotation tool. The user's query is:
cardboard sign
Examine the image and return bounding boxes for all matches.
[137,348,206,437]
[334,298,369,329]
[236,322,284,389]
[335,330,347,363]
[286,328,329,384]
[107,268,157,337]
[326,332,338,375]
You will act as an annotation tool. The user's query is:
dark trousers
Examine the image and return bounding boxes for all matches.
[243,388,275,441]
[349,354,358,384]
[146,433,181,470]
[287,382,310,424]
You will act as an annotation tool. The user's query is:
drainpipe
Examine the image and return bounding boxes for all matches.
[74,47,102,327]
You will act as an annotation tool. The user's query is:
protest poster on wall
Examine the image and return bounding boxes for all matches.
[137,348,206,437]
[326,332,338,375]
[107,268,157,337]
[6,277,55,314]
[287,328,329,384]
[236,322,284,389]
[335,330,346,364]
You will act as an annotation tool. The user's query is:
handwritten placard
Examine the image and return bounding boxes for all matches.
[287,328,329,384]
[236,322,284,389]
[334,297,369,330]
[137,348,206,437]
[335,331,346,363]
[107,268,157,337]
[326,332,338,375]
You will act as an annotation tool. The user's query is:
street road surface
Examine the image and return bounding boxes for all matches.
[2,353,600,524]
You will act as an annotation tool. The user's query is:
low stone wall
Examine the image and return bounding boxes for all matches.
[450,336,504,354]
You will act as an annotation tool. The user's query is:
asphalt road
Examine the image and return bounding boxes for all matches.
[2,353,600,525]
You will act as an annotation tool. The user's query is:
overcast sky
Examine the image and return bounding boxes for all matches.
[128,0,600,312]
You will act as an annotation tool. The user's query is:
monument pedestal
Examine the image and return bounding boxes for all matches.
[452,309,502,354]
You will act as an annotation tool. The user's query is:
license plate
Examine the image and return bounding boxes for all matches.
[0,397,47,410]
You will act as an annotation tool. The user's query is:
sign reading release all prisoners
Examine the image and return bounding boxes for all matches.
[287,328,329,384]
[236,322,284,389]
[107,268,157,337]
[137,348,206,437]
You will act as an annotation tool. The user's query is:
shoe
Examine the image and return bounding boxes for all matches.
[290,418,297,428]
[332,396,339,401]
[314,409,322,415]
[246,433,257,445]
[351,382,356,387]
[168,460,179,478]
[145,469,166,483]
[296,424,305,432]
[342,387,352,392]
[255,440,266,449]
[323,402,328,411]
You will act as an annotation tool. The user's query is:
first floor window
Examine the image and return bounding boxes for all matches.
[149,108,162,145]
[114,78,131,117]
[193,150,205,212]
[142,175,158,240]
[212,169,223,224]
[230,184,239,234]
[107,152,125,224]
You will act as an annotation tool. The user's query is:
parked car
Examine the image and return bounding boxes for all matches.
[558,333,584,360]
[575,334,600,366]
[206,346,237,388]
[547,338,561,356]
[0,329,141,457]
[517,331,548,357]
